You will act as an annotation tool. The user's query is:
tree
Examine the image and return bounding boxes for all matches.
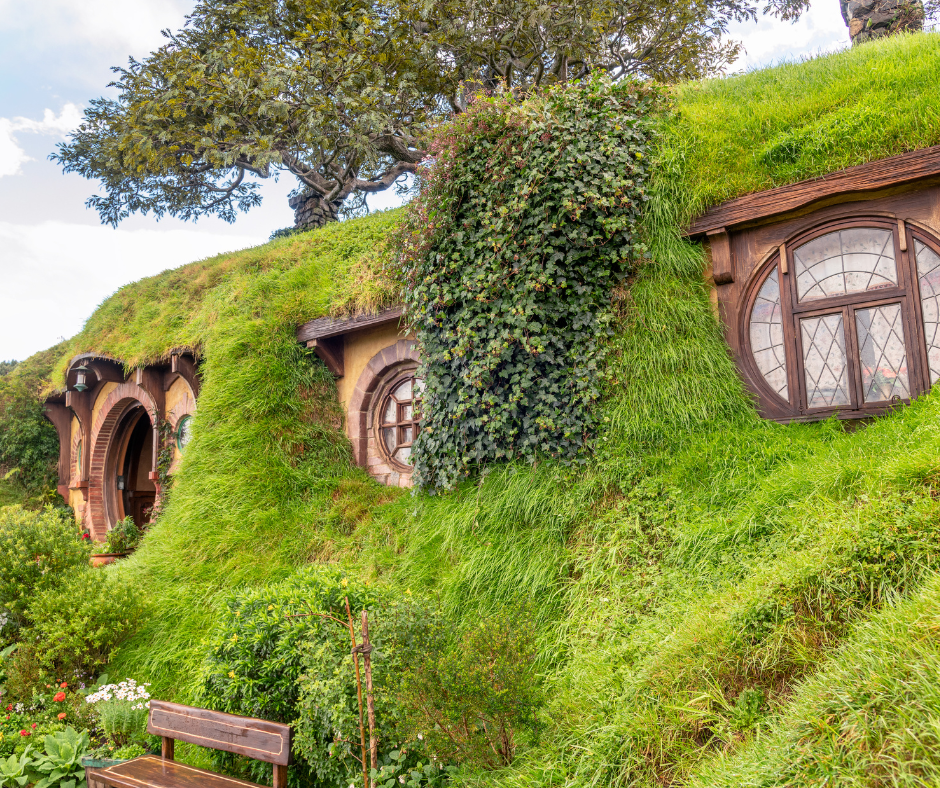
[55,0,810,231]
[839,0,930,44]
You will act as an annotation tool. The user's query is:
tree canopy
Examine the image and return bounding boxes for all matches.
[56,0,803,230]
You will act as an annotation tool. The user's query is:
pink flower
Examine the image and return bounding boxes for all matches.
[19,731,28,737]
[30,723,36,729]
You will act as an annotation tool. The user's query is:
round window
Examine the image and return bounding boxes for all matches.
[377,374,422,469]
[176,415,193,452]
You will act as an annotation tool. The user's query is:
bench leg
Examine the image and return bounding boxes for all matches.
[273,764,288,788]
[162,737,175,761]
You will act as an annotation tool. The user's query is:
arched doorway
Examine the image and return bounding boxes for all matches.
[110,405,157,527]
[87,382,161,539]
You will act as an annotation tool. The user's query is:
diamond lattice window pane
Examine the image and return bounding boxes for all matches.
[749,268,788,400]
[855,304,910,403]
[800,313,851,408]
[794,228,897,303]
[915,240,940,385]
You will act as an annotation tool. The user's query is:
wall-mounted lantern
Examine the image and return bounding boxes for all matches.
[73,365,90,392]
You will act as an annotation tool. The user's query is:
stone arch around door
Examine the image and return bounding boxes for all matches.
[347,339,420,487]
[86,381,159,539]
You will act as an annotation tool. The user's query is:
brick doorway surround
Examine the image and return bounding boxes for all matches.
[86,382,159,540]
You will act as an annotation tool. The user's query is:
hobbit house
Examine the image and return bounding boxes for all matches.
[43,351,199,538]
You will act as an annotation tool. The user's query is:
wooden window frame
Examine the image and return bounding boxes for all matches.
[375,370,421,472]
[742,217,940,420]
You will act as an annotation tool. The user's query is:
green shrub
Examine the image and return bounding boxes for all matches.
[197,567,439,788]
[398,611,544,770]
[0,507,91,634]
[0,350,62,500]
[103,518,143,555]
[28,727,90,788]
[19,568,144,679]
[0,748,32,787]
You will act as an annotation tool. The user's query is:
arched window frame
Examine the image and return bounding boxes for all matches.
[742,216,940,420]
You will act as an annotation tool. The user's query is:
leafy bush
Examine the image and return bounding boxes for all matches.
[398,611,544,769]
[17,568,144,680]
[0,351,61,499]
[29,727,90,788]
[0,748,31,787]
[197,567,439,788]
[103,518,143,554]
[0,507,91,634]
[394,76,655,488]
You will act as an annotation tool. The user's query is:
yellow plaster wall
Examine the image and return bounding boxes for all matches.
[68,416,84,513]
[165,377,196,470]
[91,382,119,431]
[337,323,415,415]
[165,377,194,417]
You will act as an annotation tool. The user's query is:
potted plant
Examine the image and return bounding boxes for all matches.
[90,518,144,567]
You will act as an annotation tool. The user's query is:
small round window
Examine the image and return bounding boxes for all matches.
[176,415,193,452]
[378,374,422,469]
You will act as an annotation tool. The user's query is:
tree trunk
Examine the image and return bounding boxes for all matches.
[289,191,341,229]
[840,0,924,43]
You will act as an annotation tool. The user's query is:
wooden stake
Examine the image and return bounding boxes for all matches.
[345,597,370,788]
[361,610,378,771]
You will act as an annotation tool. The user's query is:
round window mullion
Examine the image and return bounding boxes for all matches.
[377,372,420,471]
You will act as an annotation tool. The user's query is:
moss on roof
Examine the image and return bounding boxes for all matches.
[9,30,940,788]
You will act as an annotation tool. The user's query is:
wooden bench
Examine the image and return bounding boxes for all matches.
[86,701,291,788]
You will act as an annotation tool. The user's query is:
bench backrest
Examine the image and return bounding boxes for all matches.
[147,700,291,766]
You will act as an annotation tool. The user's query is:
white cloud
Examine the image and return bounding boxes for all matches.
[0,104,83,178]
[0,221,265,361]
[0,0,192,61]
[728,2,848,72]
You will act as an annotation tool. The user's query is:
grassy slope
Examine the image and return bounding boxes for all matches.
[14,31,940,787]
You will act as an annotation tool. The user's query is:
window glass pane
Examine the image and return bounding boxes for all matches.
[382,427,397,453]
[401,403,413,421]
[800,313,851,408]
[749,268,788,400]
[395,445,412,465]
[394,379,412,400]
[855,303,910,403]
[400,425,413,445]
[794,228,896,302]
[915,239,940,385]
[383,399,396,424]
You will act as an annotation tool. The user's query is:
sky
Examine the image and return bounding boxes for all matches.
[0,0,849,362]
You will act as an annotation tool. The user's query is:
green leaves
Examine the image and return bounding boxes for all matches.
[395,77,655,488]
[0,748,32,788]
[28,728,90,788]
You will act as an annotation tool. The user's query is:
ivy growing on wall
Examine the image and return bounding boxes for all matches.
[395,76,655,489]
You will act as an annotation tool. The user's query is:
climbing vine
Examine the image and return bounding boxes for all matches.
[395,76,656,489]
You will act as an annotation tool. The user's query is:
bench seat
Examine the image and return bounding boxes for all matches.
[89,754,266,788]
[86,701,291,788]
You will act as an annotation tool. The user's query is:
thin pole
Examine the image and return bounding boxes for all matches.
[361,610,378,771]
[346,597,370,788]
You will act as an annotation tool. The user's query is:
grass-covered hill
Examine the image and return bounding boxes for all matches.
[8,31,940,787]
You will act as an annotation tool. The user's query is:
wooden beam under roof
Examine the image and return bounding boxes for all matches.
[687,145,940,237]
[296,306,403,344]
